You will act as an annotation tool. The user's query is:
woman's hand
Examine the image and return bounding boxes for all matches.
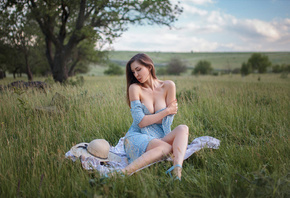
[166,99,178,115]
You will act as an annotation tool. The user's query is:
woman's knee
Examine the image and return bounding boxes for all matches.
[147,139,172,153]
[157,141,172,155]
[178,124,189,136]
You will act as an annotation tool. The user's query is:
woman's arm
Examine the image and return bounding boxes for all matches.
[129,82,177,128]
[165,80,176,105]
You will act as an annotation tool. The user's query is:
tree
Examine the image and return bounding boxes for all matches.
[104,62,124,76]
[68,40,107,76]
[2,1,182,83]
[0,40,8,79]
[167,57,187,75]
[0,5,42,81]
[247,53,271,73]
[192,60,212,75]
[241,62,251,76]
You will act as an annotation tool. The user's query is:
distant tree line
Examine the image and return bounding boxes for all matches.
[155,53,289,77]
[241,53,290,76]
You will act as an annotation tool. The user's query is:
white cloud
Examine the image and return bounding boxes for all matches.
[186,23,221,33]
[190,0,214,5]
[202,10,282,41]
[109,1,290,52]
[182,4,208,16]
[207,11,237,26]
[237,19,280,41]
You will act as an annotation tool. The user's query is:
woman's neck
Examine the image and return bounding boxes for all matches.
[142,76,159,90]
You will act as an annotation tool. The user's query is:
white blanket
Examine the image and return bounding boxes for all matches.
[65,136,220,176]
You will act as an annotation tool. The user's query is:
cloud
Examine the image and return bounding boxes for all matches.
[110,1,290,52]
[233,19,280,41]
[198,10,283,41]
[182,4,208,16]
[186,23,221,33]
[111,26,224,52]
[190,0,214,5]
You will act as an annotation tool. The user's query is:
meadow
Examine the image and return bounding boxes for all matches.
[108,51,290,70]
[0,74,289,197]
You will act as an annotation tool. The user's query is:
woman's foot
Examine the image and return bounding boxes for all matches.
[173,166,182,180]
[166,164,182,181]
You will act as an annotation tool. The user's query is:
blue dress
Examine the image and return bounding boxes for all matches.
[124,100,174,163]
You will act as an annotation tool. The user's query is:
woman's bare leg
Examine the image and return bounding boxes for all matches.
[162,124,189,178]
[122,139,172,175]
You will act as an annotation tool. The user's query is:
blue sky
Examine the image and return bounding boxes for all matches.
[108,0,290,52]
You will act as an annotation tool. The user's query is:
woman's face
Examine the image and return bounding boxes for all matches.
[130,61,151,84]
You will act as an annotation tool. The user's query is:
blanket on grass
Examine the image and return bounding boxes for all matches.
[65,136,220,176]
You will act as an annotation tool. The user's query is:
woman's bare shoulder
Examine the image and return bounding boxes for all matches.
[163,80,175,89]
[129,83,141,91]
[129,83,141,101]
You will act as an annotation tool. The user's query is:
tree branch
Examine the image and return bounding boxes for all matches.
[59,0,70,43]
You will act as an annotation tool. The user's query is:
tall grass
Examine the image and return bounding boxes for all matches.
[0,74,289,197]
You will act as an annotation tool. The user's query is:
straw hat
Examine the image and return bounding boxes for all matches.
[71,139,112,162]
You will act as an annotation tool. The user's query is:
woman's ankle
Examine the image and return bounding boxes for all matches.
[173,166,182,179]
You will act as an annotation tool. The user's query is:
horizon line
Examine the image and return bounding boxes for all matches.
[106,50,290,53]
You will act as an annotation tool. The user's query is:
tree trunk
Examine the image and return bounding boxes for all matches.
[68,58,80,77]
[13,68,18,79]
[25,55,33,81]
[52,48,69,83]
[0,70,4,79]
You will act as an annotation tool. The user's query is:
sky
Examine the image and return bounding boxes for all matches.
[108,0,290,52]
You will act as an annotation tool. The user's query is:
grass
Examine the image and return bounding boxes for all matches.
[0,74,289,197]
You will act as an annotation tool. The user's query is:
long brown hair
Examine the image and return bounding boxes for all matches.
[126,53,157,106]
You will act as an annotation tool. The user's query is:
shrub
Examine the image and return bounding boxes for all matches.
[157,67,168,75]
[232,68,241,74]
[241,62,251,76]
[66,76,85,86]
[166,57,187,75]
[212,71,219,76]
[192,60,212,75]
[282,64,290,72]
[272,64,283,73]
[104,62,124,76]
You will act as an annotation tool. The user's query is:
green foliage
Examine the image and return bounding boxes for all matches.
[192,60,213,75]
[166,57,187,75]
[1,1,182,82]
[272,63,290,74]
[104,62,124,76]
[241,62,252,76]
[272,64,283,73]
[247,53,271,73]
[69,40,108,76]
[157,67,168,75]
[65,76,85,87]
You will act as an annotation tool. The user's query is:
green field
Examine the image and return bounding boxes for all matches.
[0,74,289,197]
[107,51,290,70]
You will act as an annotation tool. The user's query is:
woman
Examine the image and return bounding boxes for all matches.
[122,53,189,180]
